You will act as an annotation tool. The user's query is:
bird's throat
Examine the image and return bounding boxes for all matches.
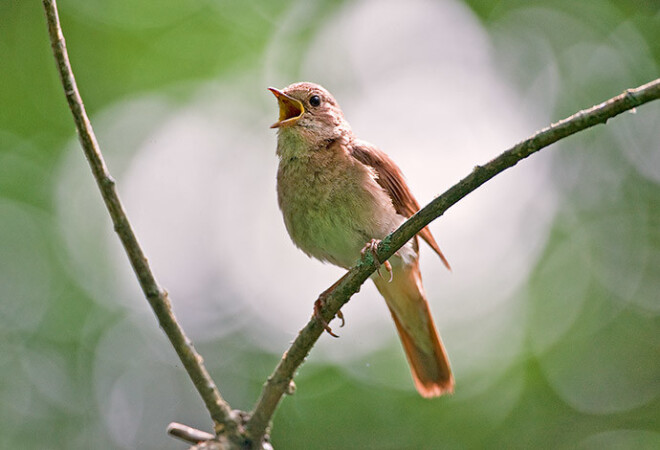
[276,128,311,160]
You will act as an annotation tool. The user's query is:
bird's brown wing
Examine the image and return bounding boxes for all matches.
[350,141,451,270]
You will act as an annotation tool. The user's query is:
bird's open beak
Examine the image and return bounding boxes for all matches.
[268,87,304,128]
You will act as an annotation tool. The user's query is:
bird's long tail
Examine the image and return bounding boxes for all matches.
[372,260,454,397]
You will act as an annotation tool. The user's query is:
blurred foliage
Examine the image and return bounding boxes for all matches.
[1,0,659,449]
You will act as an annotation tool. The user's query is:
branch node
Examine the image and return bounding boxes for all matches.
[101,175,116,188]
[286,380,296,395]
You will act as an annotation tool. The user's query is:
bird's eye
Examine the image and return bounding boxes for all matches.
[309,95,321,107]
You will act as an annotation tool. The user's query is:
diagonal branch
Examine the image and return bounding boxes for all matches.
[244,78,660,447]
[41,0,240,440]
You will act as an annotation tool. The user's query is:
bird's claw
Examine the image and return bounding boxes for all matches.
[361,239,393,282]
[382,260,393,282]
[314,294,344,338]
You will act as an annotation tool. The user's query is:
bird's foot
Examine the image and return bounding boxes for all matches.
[313,279,347,338]
[314,295,344,338]
[361,239,393,282]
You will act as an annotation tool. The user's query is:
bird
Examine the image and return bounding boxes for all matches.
[268,82,454,397]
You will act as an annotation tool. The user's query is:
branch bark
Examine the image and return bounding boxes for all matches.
[244,78,660,447]
[41,0,241,442]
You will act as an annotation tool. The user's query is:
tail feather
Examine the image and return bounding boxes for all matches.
[373,260,454,397]
[389,307,454,397]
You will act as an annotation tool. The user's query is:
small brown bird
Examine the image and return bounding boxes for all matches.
[269,82,454,397]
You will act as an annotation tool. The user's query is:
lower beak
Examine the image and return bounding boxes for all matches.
[268,87,304,128]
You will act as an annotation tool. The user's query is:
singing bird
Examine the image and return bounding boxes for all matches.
[269,82,454,397]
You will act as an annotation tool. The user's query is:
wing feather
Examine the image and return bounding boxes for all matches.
[350,141,451,270]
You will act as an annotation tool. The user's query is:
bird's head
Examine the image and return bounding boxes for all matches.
[268,82,350,146]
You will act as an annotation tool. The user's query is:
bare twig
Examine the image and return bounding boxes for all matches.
[244,78,660,447]
[41,0,240,441]
[168,423,216,445]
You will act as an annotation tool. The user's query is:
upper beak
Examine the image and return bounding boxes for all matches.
[268,87,304,128]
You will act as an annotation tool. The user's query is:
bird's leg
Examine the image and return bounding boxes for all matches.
[361,239,393,282]
[314,273,349,338]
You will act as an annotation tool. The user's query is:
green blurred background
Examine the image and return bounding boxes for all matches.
[1,0,659,448]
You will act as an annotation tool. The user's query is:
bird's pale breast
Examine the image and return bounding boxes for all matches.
[277,139,402,269]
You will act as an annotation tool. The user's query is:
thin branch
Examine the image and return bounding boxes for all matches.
[244,78,660,447]
[41,0,239,440]
[168,423,216,445]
